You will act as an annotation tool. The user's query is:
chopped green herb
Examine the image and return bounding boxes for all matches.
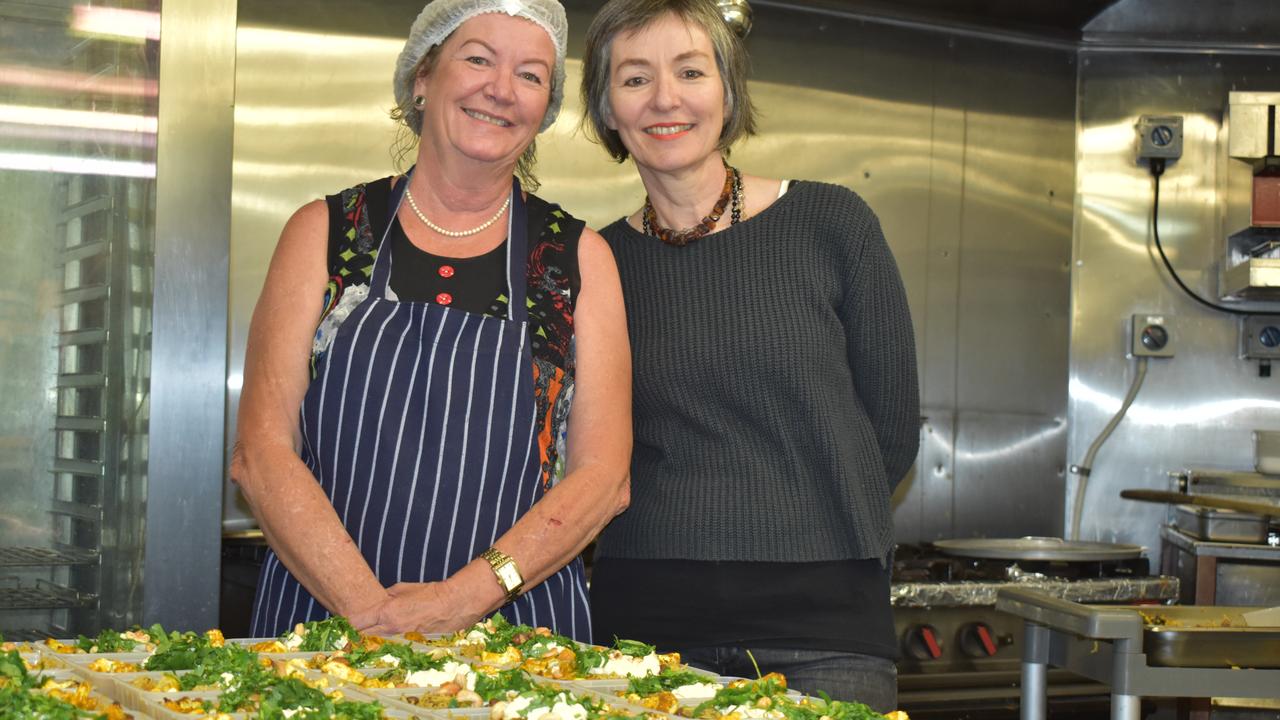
[287,616,362,652]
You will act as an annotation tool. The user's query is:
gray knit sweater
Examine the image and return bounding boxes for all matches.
[595,181,920,563]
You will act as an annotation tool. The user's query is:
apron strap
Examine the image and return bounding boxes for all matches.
[369,171,410,299]
[505,176,529,324]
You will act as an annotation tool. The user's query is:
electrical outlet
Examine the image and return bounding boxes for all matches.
[1132,313,1175,357]
[1137,115,1183,160]
[1241,315,1280,359]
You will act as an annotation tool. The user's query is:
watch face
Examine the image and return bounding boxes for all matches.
[497,563,522,589]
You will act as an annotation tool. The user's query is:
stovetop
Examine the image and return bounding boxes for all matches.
[891,543,1151,583]
[889,543,1177,609]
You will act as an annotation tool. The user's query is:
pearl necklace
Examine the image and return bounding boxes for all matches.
[404,186,510,238]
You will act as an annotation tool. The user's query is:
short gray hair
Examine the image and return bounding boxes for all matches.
[580,0,757,163]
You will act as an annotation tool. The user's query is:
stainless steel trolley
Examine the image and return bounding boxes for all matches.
[996,587,1280,720]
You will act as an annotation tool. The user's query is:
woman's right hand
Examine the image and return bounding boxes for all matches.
[344,590,394,632]
[356,579,485,635]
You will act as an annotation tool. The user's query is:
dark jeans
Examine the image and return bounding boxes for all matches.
[679,645,898,715]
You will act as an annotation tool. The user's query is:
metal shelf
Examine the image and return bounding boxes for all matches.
[54,416,106,433]
[48,499,101,521]
[0,628,59,642]
[58,285,109,305]
[0,578,96,610]
[0,546,99,568]
[58,195,112,223]
[58,239,108,266]
[57,329,107,346]
[49,459,104,477]
[55,373,107,390]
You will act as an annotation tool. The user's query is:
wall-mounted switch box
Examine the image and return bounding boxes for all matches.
[1132,313,1175,357]
[1241,315,1280,360]
[1137,115,1183,160]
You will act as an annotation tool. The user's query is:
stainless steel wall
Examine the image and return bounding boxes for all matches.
[1068,39,1280,558]
[225,0,1078,544]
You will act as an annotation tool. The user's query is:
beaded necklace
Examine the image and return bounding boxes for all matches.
[643,165,743,246]
[405,186,510,238]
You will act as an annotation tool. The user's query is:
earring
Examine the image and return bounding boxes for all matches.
[413,95,425,108]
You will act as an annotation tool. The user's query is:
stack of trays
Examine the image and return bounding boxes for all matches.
[1,641,147,719]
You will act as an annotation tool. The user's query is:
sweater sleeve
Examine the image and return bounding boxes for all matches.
[832,188,921,491]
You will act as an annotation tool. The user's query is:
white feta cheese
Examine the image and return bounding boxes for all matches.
[589,653,660,678]
[504,693,588,720]
[503,695,534,718]
[283,633,304,650]
[724,704,782,719]
[378,654,401,667]
[405,661,476,690]
[547,700,589,720]
[671,682,721,702]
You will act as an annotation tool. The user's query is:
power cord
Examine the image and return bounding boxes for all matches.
[1148,157,1272,316]
[1068,356,1149,541]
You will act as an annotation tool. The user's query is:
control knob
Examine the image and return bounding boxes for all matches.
[903,624,943,661]
[958,621,1001,658]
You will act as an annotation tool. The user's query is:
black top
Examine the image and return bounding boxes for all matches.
[590,557,898,659]
[589,181,917,658]
[386,218,508,313]
[595,181,919,564]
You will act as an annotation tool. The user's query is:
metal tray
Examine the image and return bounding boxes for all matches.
[933,536,1144,561]
[1137,605,1280,668]
[1173,504,1269,544]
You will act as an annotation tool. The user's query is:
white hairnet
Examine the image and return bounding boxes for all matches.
[395,0,568,134]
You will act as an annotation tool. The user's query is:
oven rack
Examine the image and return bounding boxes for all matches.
[0,577,97,610]
[0,546,100,568]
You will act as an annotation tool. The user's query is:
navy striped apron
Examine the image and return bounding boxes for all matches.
[250,175,590,641]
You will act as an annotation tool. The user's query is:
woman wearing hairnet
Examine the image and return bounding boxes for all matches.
[579,0,918,711]
[233,0,630,639]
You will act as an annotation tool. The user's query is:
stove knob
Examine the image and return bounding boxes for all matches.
[959,622,1000,658]
[904,624,943,661]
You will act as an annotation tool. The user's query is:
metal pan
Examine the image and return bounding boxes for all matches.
[1140,605,1280,668]
[932,537,1144,561]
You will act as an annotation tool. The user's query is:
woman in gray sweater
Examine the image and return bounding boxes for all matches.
[579,0,919,712]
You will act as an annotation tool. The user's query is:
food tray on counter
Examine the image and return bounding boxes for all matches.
[21,670,152,719]
[1173,504,1270,544]
[563,665,722,693]
[128,687,433,720]
[1137,605,1280,668]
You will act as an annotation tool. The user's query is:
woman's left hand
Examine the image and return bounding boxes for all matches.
[359,581,484,635]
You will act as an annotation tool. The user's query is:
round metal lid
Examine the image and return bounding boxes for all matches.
[932,536,1144,561]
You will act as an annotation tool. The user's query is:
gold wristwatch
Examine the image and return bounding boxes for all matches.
[480,546,523,603]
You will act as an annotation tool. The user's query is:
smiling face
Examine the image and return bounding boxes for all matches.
[415,13,555,170]
[605,12,726,176]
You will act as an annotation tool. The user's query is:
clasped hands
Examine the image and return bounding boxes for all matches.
[347,579,485,636]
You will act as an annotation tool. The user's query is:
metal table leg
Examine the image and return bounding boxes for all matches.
[1112,638,1141,720]
[1021,621,1049,720]
[1111,693,1140,720]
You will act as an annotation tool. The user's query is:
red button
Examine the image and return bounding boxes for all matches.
[438,265,455,278]
[436,292,452,305]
